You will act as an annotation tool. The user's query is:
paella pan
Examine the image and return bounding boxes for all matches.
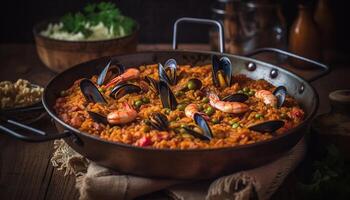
[0,18,329,179]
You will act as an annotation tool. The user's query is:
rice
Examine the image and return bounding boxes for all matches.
[54,64,305,149]
[41,22,125,41]
[0,79,43,109]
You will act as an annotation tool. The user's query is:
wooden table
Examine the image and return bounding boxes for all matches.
[0,44,349,200]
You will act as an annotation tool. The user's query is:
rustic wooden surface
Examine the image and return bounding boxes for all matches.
[0,44,349,200]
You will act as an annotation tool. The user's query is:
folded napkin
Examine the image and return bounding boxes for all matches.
[51,138,305,200]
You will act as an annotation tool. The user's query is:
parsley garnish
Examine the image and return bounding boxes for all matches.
[60,2,135,38]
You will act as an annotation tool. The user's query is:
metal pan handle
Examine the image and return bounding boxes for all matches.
[0,119,71,142]
[173,17,225,53]
[245,48,330,82]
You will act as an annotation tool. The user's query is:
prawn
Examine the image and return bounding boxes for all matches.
[107,102,138,125]
[185,103,209,120]
[255,90,277,107]
[208,92,249,114]
[105,68,140,88]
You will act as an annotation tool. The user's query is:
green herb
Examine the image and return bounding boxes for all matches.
[60,2,135,37]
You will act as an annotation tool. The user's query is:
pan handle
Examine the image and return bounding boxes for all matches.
[172,17,225,53]
[0,119,71,142]
[245,48,330,82]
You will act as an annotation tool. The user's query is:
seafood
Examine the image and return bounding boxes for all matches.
[255,90,277,107]
[273,86,287,108]
[211,55,232,87]
[107,103,137,125]
[109,83,142,99]
[55,60,305,149]
[185,103,208,120]
[159,59,177,85]
[97,60,125,86]
[208,92,249,114]
[105,68,140,88]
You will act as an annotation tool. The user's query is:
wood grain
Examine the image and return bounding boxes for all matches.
[0,44,349,200]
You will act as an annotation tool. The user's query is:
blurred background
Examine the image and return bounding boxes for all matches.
[1,0,349,53]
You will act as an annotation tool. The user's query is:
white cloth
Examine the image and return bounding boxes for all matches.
[51,138,306,200]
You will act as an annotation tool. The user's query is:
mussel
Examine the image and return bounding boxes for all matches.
[87,111,108,124]
[144,76,159,94]
[146,112,169,131]
[212,55,232,88]
[158,59,177,85]
[222,93,249,102]
[273,86,287,108]
[80,79,107,104]
[248,120,285,133]
[183,113,213,140]
[158,80,178,110]
[109,83,141,99]
[97,60,125,86]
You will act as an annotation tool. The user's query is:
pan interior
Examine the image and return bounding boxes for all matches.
[43,50,317,146]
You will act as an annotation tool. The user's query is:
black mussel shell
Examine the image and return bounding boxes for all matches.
[159,59,177,85]
[183,113,213,140]
[144,76,159,94]
[80,79,107,104]
[109,83,141,99]
[222,93,249,102]
[87,111,108,124]
[220,57,232,87]
[211,55,220,87]
[183,126,210,140]
[158,80,178,110]
[211,55,233,87]
[273,86,287,108]
[164,59,177,85]
[248,120,285,133]
[147,113,169,131]
[97,60,125,86]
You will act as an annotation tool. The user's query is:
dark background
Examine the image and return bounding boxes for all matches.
[1,0,349,52]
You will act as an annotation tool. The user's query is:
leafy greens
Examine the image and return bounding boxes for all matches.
[60,2,135,38]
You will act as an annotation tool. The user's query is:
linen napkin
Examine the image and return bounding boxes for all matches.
[51,138,305,200]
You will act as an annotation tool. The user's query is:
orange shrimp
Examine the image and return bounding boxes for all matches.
[185,103,209,120]
[105,68,140,88]
[107,103,138,125]
[208,92,249,114]
[255,90,277,107]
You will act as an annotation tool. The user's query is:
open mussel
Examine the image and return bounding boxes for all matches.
[222,93,249,102]
[146,112,169,131]
[97,60,125,86]
[273,86,287,108]
[248,120,285,133]
[159,59,177,85]
[80,79,107,104]
[144,76,159,94]
[87,111,108,124]
[183,113,213,140]
[212,55,232,88]
[109,83,141,99]
[158,80,178,110]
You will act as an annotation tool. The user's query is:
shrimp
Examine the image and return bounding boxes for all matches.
[185,103,209,120]
[208,92,249,114]
[107,103,138,125]
[255,90,277,107]
[105,68,140,88]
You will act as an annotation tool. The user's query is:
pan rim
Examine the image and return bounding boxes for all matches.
[42,49,318,153]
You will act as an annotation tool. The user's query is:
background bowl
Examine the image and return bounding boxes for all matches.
[0,83,46,125]
[33,19,139,73]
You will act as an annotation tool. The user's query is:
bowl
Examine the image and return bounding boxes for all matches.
[0,83,46,125]
[33,19,139,73]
